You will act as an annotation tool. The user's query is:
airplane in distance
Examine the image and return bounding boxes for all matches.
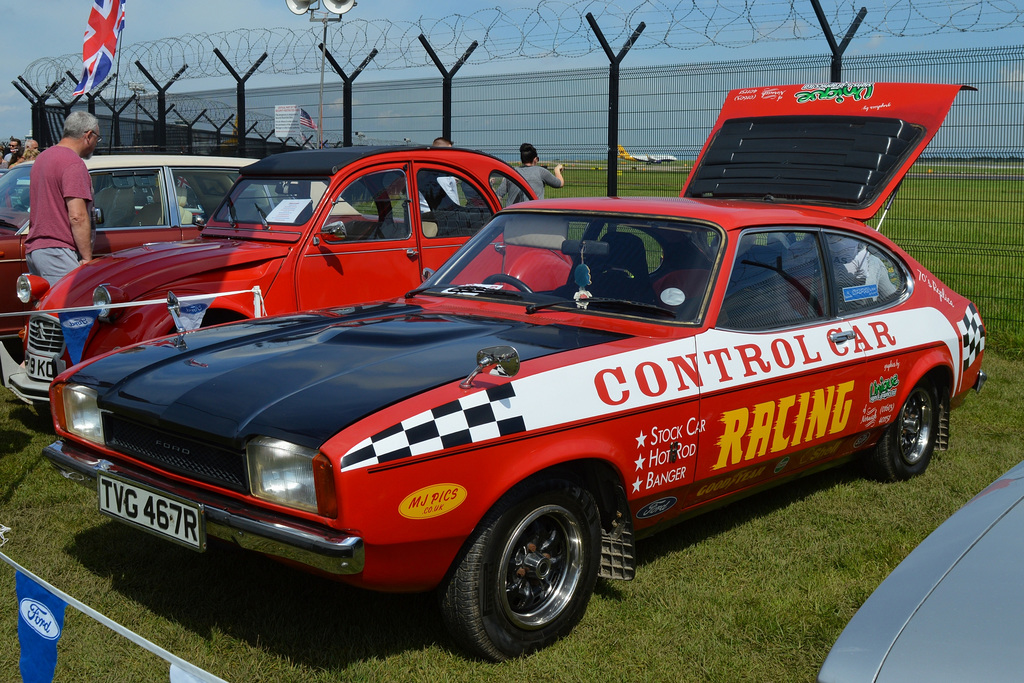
[617,144,678,164]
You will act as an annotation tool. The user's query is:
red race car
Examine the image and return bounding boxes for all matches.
[3,146,534,405]
[43,83,984,660]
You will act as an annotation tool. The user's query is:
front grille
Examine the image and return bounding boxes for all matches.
[105,416,248,492]
[28,316,64,354]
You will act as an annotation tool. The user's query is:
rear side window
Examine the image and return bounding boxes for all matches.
[92,170,166,228]
[719,230,826,331]
[489,171,532,207]
[825,233,907,315]
[417,168,494,238]
[170,167,242,224]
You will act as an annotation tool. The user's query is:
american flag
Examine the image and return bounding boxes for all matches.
[299,108,317,130]
[73,0,126,96]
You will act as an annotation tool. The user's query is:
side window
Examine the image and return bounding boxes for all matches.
[326,169,410,242]
[489,171,532,207]
[92,170,166,228]
[826,233,906,315]
[170,168,243,224]
[417,169,494,238]
[719,230,826,331]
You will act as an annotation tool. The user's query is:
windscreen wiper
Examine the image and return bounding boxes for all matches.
[254,203,269,229]
[405,284,524,300]
[224,196,238,228]
[526,297,676,319]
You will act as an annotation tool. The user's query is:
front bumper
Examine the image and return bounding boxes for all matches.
[0,338,53,406]
[44,439,364,575]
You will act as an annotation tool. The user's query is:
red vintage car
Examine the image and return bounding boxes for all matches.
[0,155,251,343]
[3,146,535,404]
[42,83,984,660]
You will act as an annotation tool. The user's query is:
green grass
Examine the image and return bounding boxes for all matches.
[2,353,1020,682]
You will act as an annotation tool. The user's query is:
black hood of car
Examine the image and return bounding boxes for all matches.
[79,304,625,450]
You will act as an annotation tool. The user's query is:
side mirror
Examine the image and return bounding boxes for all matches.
[322,220,347,238]
[92,206,104,226]
[460,345,520,389]
[192,215,206,229]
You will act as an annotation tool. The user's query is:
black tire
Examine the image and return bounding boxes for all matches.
[438,479,601,661]
[866,381,938,481]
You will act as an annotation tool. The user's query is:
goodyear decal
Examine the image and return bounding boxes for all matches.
[400,483,467,519]
[340,308,959,473]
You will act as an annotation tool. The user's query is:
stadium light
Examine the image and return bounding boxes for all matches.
[285,0,357,148]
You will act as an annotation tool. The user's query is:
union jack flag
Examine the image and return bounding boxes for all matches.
[299,108,317,130]
[73,0,127,97]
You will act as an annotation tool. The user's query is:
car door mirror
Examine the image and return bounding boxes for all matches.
[459,345,520,389]
[92,206,104,226]
[322,220,347,238]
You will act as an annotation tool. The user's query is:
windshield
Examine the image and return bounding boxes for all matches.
[210,177,329,230]
[420,211,723,324]
[0,163,32,232]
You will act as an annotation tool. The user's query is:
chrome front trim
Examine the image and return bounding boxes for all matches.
[43,440,364,575]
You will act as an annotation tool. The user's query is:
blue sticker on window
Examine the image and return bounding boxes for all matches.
[843,284,878,302]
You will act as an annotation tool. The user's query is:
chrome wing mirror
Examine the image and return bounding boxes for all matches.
[166,291,187,349]
[460,345,520,389]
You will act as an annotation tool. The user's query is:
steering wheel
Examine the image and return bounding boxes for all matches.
[482,273,533,293]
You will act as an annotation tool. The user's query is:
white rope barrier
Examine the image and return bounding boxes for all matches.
[0,287,265,319]
[1,547,228,683]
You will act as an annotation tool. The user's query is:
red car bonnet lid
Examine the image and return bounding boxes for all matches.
[682,82,973,220]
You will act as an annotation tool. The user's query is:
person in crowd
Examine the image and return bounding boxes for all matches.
[2,138,22,168]
[432,136,453,147]
[4,143,23,168]
[516,142,564,199]
[24,139,39,154]
[25,112,101,284]
[19,147,40,163]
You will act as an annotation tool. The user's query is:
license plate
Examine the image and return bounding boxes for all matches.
[98,473,206,550]
[25,351,56,381]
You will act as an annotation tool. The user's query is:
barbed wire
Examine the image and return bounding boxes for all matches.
[19,0,1024,98]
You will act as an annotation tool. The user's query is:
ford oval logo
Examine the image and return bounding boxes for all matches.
[637,496,677,519]
[19,598,61,640]
[62,316,94,329]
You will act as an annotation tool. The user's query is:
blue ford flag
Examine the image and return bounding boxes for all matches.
[16,571,67,683]
[59,310,99,366]
[178,302,209,331]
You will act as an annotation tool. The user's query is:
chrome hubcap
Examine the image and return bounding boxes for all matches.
[500,504,584,630]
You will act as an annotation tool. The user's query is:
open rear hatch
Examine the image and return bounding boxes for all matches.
[682,82,973,220]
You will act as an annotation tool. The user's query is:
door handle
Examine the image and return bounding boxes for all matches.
[406,248,418,258]
[829,330,856,343]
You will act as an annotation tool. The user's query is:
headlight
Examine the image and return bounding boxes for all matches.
[57,384,104,445]
[92,284,125,321]
[17,273,49,304]
[247,437,335,516]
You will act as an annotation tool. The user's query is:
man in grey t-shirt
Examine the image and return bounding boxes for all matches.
[516,142,564,199]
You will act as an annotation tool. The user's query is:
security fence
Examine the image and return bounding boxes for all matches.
[47,44,1024,347]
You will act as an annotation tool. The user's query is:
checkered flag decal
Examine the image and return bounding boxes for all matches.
[341,383,526,471]
[957,303,985,374]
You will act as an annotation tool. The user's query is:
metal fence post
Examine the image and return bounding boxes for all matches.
[586,12,645,197]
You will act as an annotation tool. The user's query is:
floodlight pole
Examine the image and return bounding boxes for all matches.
[587,12,645,197]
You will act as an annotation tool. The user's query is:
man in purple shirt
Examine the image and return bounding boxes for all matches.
[25,111,101,284]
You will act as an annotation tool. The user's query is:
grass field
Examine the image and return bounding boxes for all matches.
[1,352,1019,682]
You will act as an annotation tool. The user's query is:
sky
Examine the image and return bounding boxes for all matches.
[0,0,1019,141]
